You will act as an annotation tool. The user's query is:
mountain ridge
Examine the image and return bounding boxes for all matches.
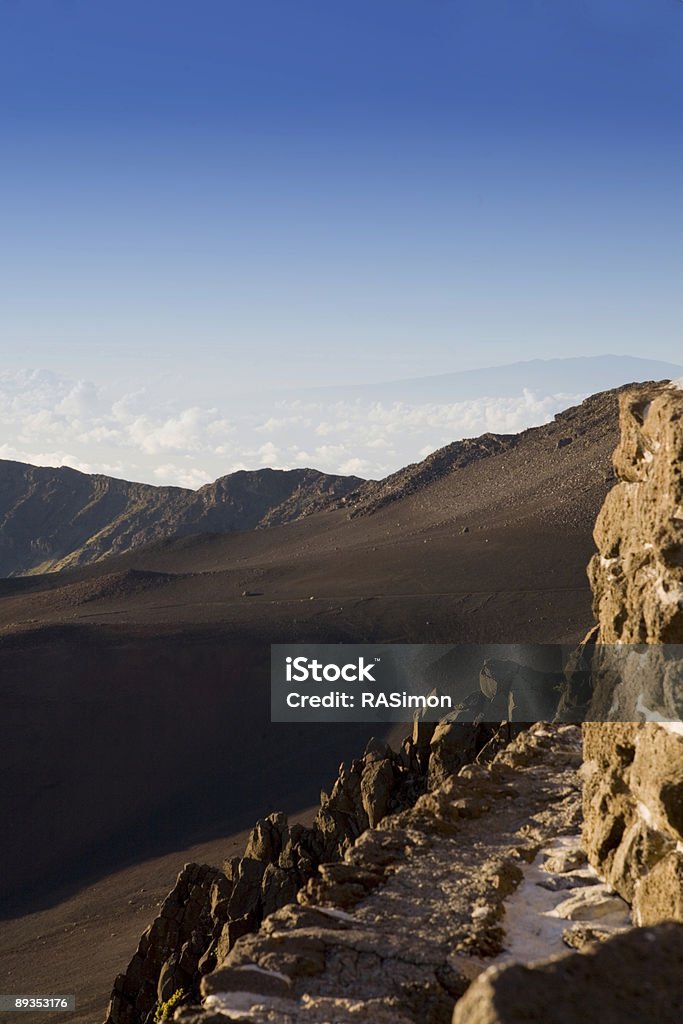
[0,463,363,577]
[0,378,671,578]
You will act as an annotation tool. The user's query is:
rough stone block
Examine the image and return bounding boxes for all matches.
[452,923,683,1024]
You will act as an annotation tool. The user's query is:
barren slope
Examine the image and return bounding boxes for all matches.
[0,465,362,577]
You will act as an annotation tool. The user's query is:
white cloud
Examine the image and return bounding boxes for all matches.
[0,443,93,474]
[152,463,213,488]
[337,457,372,476]
[56,380,101,417]
[255,413,307,432]
[0,367,588,487]
[111,389,149,420]
[254,441,276,460]
[126,407,212,454]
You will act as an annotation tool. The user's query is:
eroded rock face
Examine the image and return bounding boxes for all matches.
[585,384,683,727]
[582,746,683,924]
[107,864,225,1024]
[428,722,495,789]
[588,382,683,649]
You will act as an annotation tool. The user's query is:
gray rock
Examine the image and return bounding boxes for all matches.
[552,884,629,922]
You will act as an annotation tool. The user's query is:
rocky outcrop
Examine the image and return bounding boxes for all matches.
[454,381,683,1024]
[547,382,682,719]
[107,864,226,1024]
[105,723,501,1024]
[0,463,362,576]
[452,921,683,1024]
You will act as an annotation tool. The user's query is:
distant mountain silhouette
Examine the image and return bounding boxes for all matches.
[281,354,683,402]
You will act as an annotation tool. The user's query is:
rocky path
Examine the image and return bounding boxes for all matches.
[176,725,608,1024]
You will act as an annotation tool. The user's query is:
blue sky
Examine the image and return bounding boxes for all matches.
[0,2,682,482]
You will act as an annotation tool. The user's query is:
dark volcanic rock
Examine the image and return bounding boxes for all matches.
[107,863,224,1024]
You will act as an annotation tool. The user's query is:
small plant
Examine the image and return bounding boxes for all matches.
[153,989,186,1024]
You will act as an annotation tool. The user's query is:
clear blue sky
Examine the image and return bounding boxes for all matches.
[1,0,682,393]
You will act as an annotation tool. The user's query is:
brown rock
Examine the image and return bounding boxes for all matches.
[201,963,292,998]
[633,850,683,925]
[588,383,683,652]
[226,858,266,919]
[360,758,395,827]
[609,817,676,902]
[552,885,628,922]
[561,923,628,951]
[364,736,392,763]
[429,723,491,789]
[452,923,683,1024]
[582,723,638,892]
[244,812,288,862]
[542,847,587,874]
[630,727,683,841]
[226,930,327,978]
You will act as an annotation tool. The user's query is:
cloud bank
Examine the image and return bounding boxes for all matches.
[0,368,586,487]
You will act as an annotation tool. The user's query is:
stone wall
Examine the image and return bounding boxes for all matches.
[582,380,683,924]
